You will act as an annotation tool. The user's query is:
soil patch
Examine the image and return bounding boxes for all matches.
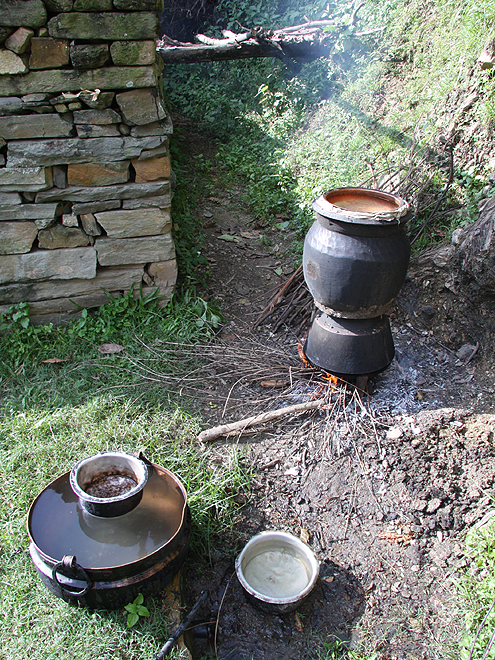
[177,134,495,660]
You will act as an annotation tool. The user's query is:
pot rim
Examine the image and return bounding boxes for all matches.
[69,451,148,508]
[313,187,409,225]
[235,530,319,606]
[27,461,188,574]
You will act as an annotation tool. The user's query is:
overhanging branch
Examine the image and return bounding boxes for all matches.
[157,19,378,64]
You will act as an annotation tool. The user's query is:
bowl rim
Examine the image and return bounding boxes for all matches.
[69,451,149,506]
[235,530,319,605]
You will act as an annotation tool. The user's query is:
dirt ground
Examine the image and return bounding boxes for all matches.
[177,143,495,659]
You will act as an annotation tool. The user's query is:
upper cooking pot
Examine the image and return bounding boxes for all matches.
[304,188,411,319]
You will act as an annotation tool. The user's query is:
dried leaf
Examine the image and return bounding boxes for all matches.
[300,528,310,544]
[218,234,242,243]
[41,357,69,364]
[98,343,125,354]
[378,525,415,546]
[294,612,304,632]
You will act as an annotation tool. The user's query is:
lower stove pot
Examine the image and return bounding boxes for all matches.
[304,313,395,375]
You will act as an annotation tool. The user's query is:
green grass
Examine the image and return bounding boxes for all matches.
[0,292,249,660]
[457,514,495,660]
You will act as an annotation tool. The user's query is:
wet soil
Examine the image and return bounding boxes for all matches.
[177,133,495,660]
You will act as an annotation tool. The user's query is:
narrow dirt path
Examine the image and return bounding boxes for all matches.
[178,133,495,660]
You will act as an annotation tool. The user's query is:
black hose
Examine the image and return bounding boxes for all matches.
[154,590,208,660]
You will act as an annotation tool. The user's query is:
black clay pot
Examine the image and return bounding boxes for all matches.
[304,313,395,375]
[303,188,411,319]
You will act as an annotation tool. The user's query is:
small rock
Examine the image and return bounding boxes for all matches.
[412,499,428,512]
[427,498,442,514]
[422,305,436,318]
[456,343,477,360]
[386,427,403,440]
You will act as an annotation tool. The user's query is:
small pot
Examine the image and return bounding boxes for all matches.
[70,452,149,518]
[235,531,319,614]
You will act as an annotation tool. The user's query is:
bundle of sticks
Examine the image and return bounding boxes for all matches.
[252,265,313,334]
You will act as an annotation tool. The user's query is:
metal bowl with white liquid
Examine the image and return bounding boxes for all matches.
[235,531,319,614]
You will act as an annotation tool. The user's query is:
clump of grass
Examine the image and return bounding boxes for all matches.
[457,514,495,659]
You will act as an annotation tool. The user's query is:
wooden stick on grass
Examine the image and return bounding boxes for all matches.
[197,398,325,442]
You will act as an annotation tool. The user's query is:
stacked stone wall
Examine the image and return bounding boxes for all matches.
[0,0,177,324]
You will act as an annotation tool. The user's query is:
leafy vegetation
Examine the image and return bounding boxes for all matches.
[163,0,495,252]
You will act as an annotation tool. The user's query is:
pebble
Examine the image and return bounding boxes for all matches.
[427,498,442,513]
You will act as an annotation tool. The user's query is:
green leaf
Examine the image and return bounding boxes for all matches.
[137,605,150,617]
[126,612,139,627]
[134,593,144,606]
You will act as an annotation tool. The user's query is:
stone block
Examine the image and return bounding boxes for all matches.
[67,161,130,187]
[0,66,158,97]
[130,117,173,137]
[0,114,74,140]
[147,259,177,288]
[5,27,34,55]
[79,90,114,109]
[116,87,166,125]
[22,92,51,105]
[0,167,53,192]
[37,180,169,204]
[80,213,101,236]
[0,1,47,29]
[73,108,121,125]
[122,194,171,209]
[53,165,67,189]
[0,96,24,117]
[48,12,160,41]
[0,97,23,115]
[76,124,120,138]
[0,246,97,284]
[95,207,171,238]
[96,233,174,266]
[62,213,78,227]
[70,43,110,69]
[29,38,70,69]
[132,156,171,182]
[38,223,89,249]
[0,192,22,205]
[0,265,144,304]
[136,142,168,160]
[73,0,112,10]
[0,50,28,75]
[72,200,120,215]
[110,40,156,66]
[0,203,60,221]
[8,135,167,167]
[35,217,57,230]
[0,222,38,255]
